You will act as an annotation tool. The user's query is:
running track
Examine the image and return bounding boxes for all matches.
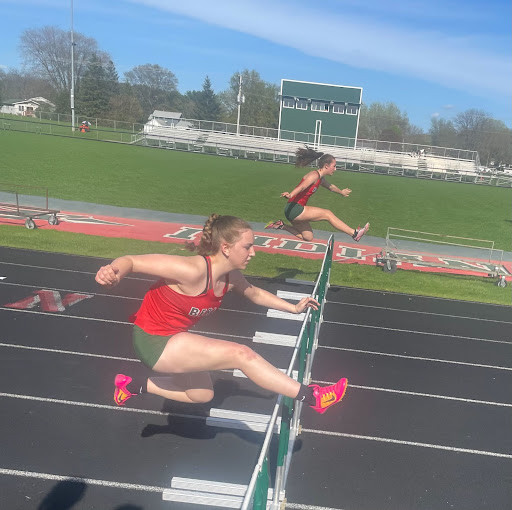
[0,246,511,510]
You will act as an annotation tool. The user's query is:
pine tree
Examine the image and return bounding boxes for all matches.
[76,54,110,118]
[194,76,222,121]
[105,60,119,99]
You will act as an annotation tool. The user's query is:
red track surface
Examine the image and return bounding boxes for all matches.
[3,211,511,280]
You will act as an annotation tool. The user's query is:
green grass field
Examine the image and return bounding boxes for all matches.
[1,130,510,248]
[0,130,510,305]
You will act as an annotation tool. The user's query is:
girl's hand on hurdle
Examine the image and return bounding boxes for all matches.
[280,192,291,199]
[294,297,319,313]
[340,188,352,197]
[95,264,121,287]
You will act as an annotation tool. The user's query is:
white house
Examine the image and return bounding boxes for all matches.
[143,110,193,134]
[0,96,55,116]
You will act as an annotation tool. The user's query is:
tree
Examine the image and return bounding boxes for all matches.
[358,102,416,142]
[0,69,55,103]
[476,119,512,167]
[75,54,111,118]
[192,76,222,121]
[453,109,490,151]
[124,64,178,117]
[429,118,458,148]
[0,69,4,104]
[220,70,280,128]
[104,60,119,99]
[107,94,143,124]
[19,26,110,95]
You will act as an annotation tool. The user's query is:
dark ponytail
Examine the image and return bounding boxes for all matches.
[295,145,335,169]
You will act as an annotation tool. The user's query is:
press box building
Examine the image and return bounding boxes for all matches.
[278,79,363,148]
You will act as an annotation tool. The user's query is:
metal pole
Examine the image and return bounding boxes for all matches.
[70,0,75,132]
[236,73,242,136]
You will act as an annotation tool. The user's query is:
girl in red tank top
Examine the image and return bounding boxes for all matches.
[95,214,349,416]
[130,255,229,336]
[265,146,370,243]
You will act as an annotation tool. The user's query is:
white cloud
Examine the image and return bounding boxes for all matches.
[431,112,440,118]
[126,0,511,99]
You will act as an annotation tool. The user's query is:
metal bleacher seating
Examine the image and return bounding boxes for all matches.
[141,124,480,180]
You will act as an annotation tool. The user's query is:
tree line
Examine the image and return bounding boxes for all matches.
[0,26,510,166]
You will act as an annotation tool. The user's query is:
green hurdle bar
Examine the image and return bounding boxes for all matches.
[242,234,334,510]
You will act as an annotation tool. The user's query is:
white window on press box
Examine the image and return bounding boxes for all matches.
[296,99,308,110]
[346,105,359,115]
[311,101,329,112]
[332,104,345,114]
[282,97,295,108]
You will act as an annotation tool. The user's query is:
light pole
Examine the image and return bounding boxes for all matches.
[236,73,244,136]
[70,0,75,131]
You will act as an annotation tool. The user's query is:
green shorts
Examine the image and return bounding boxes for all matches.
[132,325,172,369]
[284,202,304,222]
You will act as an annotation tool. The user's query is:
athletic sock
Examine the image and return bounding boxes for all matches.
[127,376,147,394]
[295,384,316,406]
[352,229,358,239]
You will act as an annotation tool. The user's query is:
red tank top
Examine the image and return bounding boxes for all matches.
[130,256,230,336]
[289,170,321,206]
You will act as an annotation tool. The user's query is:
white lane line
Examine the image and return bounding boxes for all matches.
[0,468,165,493]
[0,282,142,300]
[326,300,512,325]
[0,342,295,381]
[313,380,512,408]
[0,305,268,322]
[0,342,138,362]
[0,306,133,324]
[329,286,512,307]
[323,320,512,346]
[0,307,266,332]
[301,428,512,459]
[0,392,206,419]
[0,260,154,281]
[322,345,512,371]
[7,342,508,407]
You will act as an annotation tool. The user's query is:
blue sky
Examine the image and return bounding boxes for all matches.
[1,0,510,131]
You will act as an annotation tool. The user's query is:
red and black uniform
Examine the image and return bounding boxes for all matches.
[289,170,322,206]
[131,256,229,335]
[130,256,230,368]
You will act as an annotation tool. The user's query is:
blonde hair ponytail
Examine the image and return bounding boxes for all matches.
[186,214,252,256]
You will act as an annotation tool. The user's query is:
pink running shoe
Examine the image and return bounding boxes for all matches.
[353,222,370,242]
[264,219,284,230]
[114,374,136,406]
[309,378,348,414]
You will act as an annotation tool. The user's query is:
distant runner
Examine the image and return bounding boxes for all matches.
[265,146,369,243]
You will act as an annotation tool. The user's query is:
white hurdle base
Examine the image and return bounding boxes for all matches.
[163,477,283,508]
[207,408,281,433]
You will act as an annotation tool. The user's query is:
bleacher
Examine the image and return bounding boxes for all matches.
[140,123,489,183]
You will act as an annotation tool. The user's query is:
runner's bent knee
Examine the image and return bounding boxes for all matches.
[233,344,260,367]
[186,388,214,403]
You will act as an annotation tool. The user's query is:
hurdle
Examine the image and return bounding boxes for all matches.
[162,235,335,508]
[0,182,60,229]
[241,234,334,509]
[376,227,508,287]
